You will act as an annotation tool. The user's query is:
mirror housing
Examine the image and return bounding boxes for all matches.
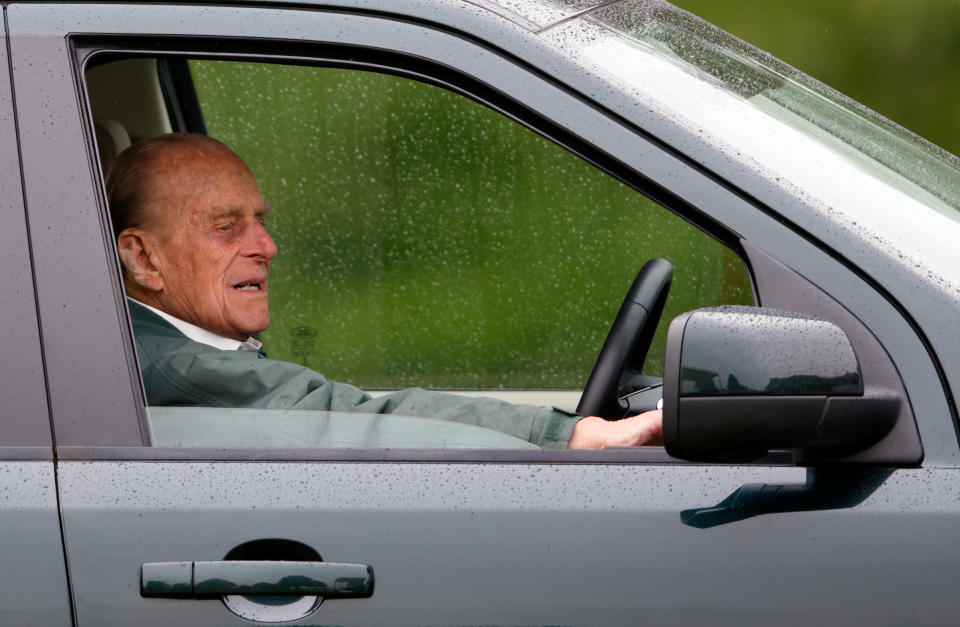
[662,307,900,462]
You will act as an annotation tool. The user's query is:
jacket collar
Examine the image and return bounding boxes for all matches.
[126,297,261,352]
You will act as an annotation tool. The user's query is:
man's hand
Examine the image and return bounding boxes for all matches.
[567,410,663,449]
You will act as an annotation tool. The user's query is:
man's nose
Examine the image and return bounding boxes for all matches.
[244,220,277,261]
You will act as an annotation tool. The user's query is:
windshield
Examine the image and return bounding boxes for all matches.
[541,0,960,223]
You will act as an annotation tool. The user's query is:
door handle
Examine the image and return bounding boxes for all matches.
[141,560,374,598]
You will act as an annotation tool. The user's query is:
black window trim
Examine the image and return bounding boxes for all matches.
[156,57,207,134]
[70,34,756,462]
[76,36,750,253]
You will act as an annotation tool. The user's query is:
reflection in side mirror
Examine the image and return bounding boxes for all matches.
[662,307,899,462]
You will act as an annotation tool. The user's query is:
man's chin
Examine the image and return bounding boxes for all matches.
[237,316,270,338]
[226,300,270,337]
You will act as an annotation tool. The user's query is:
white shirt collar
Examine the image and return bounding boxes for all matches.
[129,298,262,352]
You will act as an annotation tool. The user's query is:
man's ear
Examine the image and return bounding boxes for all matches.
[117,229,164,292]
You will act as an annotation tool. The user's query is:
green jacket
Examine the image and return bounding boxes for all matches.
[130,301,579,448]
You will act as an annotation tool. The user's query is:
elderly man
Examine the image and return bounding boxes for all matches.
[109,133,662,449]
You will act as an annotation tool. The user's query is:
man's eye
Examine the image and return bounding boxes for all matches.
[215,223,233,232]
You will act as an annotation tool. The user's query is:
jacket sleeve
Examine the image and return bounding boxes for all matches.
[137,336,578,448]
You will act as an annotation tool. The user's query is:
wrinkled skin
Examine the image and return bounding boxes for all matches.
[567,411,663,449]
[117,139,276,341]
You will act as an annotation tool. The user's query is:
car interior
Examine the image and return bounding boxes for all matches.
[84,52,756,450]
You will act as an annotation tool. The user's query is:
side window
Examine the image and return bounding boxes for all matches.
[87,56,752,450]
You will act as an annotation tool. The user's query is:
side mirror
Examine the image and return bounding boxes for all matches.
[662,307,899,462]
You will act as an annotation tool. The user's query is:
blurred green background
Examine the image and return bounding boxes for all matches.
[672,0,960,157]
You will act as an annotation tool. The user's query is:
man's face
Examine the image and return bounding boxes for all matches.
[147,148,277,341]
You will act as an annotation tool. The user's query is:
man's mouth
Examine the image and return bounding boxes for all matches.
[234,282,263,291]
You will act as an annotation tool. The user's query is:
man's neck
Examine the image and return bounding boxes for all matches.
[127,297,260,352]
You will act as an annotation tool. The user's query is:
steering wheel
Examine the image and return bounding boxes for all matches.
[577,258,673,419]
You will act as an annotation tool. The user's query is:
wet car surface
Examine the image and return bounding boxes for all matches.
[3,0,960,624]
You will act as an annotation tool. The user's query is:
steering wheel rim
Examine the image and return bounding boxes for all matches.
[577,258,673,419]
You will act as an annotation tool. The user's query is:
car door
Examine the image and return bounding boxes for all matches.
[0,18,73,626]
[9,2,960,625]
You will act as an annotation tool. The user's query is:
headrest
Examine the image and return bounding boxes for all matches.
[95,118,132,175]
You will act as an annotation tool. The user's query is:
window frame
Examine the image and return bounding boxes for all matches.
[81,37,749,250]
[74,37,758,462]
[11,3,930,464]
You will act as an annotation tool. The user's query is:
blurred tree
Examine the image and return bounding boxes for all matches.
[672,0,960,156]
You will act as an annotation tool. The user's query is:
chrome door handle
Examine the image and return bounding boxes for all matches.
[141,560,374,598]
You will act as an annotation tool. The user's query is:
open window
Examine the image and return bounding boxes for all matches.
[85,51,754,451]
